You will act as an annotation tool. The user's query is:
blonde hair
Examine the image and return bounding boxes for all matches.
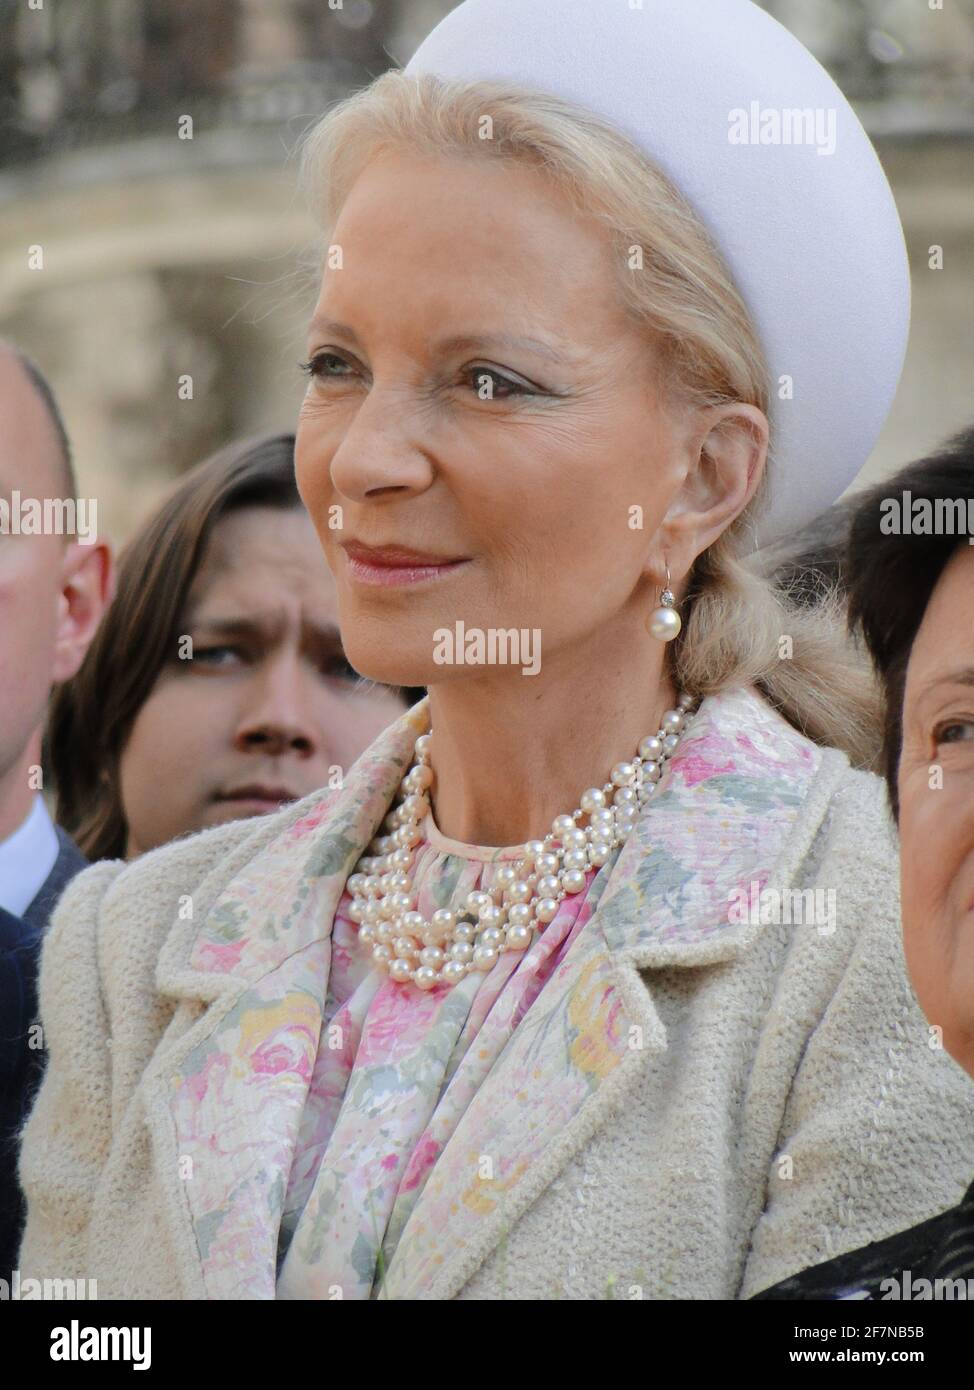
[299,72,882,768]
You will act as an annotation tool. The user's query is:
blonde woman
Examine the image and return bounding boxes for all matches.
[18,0,974,1300]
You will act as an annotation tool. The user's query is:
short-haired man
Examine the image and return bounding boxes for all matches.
[0,343,112,1281]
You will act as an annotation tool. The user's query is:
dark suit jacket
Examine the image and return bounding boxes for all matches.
[753,1177,974,1299]
[0,827,87,1280]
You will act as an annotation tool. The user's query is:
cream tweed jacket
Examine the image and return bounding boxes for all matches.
[17,686,974,1299]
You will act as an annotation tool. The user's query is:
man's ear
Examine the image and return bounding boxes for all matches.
[51,538,114,685]
[655,402,769,579]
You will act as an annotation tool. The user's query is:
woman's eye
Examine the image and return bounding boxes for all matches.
[300,352,357,383]
[465,367,534,400]
[193,645,242,667]
[933,719,974,747]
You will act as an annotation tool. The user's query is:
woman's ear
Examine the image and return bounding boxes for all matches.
[656,402,769,576]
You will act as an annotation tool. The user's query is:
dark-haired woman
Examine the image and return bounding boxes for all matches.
[756,426,974,1300]
[48,433,418,860]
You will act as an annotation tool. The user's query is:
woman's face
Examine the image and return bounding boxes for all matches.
[118,505,406,858]
[898,544,974,1077]
[295,150,700,690]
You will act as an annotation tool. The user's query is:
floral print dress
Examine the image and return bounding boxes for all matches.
[275,808,609,1300]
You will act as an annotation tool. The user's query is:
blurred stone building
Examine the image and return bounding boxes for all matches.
[0,0,972,542]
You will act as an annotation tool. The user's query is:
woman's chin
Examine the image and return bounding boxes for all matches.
[344,648,434,690]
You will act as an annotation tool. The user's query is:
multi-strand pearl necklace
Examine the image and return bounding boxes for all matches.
[347,692,696,992]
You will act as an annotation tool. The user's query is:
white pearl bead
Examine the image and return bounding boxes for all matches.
[507,903,531,927]
[551,813,576,838]
[506,880,532,904]
[563,849,587,871]
[561,827,587,849]
[649,606,682,641]
[495,865,517,890]
[390,958,413,982]
[420,945,445,968]
[536,897,559,923]
[644,760,661,782]
[347,900,365,924]
[561,868,587,894]
[580,787,607,813]
[442,960,467,984]
[479,904,504,929]
[663,733,680,754]
[588,841,612,865]
[537,874,560,898]
[450,941,474,963]
[454,921,476,942]
[414,966,440,990]
[480,926,504,947]
[415,734,432,759]
[372,944,392,964]
[505,924,532,950]
[611,761,636,786]
[429,908,456,939]
[661,709,684,733]
[523,839,546,863]
[393,936,418,958]
[535,853,559,875]
[402,911,424,934]
[472,945,498,971]
[613,786,636,807]
[466,890,490,915]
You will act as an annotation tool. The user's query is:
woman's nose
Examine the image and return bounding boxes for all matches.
[232,662,321,758]
[326,385,436,503]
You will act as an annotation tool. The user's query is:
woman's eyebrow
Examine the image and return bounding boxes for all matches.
[185,611,345,647]
[432,332,577,365]
[183,614,270,643]
[307,317,575,366]
[914,665,974,704]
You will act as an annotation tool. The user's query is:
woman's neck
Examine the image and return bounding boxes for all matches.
[424,614,678,848]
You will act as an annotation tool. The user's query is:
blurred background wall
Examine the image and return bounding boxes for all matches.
[0,0,972,545]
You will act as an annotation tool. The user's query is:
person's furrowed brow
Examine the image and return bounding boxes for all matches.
[184,613,297,650]
[916,666,974,700]
[307,317,578,366]
[188,611,346,653]
[912,665,974,722]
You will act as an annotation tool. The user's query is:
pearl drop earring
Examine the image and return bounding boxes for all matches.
[648,564,681,641]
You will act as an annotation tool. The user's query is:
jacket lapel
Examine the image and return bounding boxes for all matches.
[143,697,431,1299]
[144,685,837,1300]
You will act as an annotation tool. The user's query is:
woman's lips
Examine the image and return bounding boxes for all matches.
[340,543,471,587]
[214,786,297,814]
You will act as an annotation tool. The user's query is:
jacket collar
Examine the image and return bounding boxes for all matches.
[146,685,844,1299]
